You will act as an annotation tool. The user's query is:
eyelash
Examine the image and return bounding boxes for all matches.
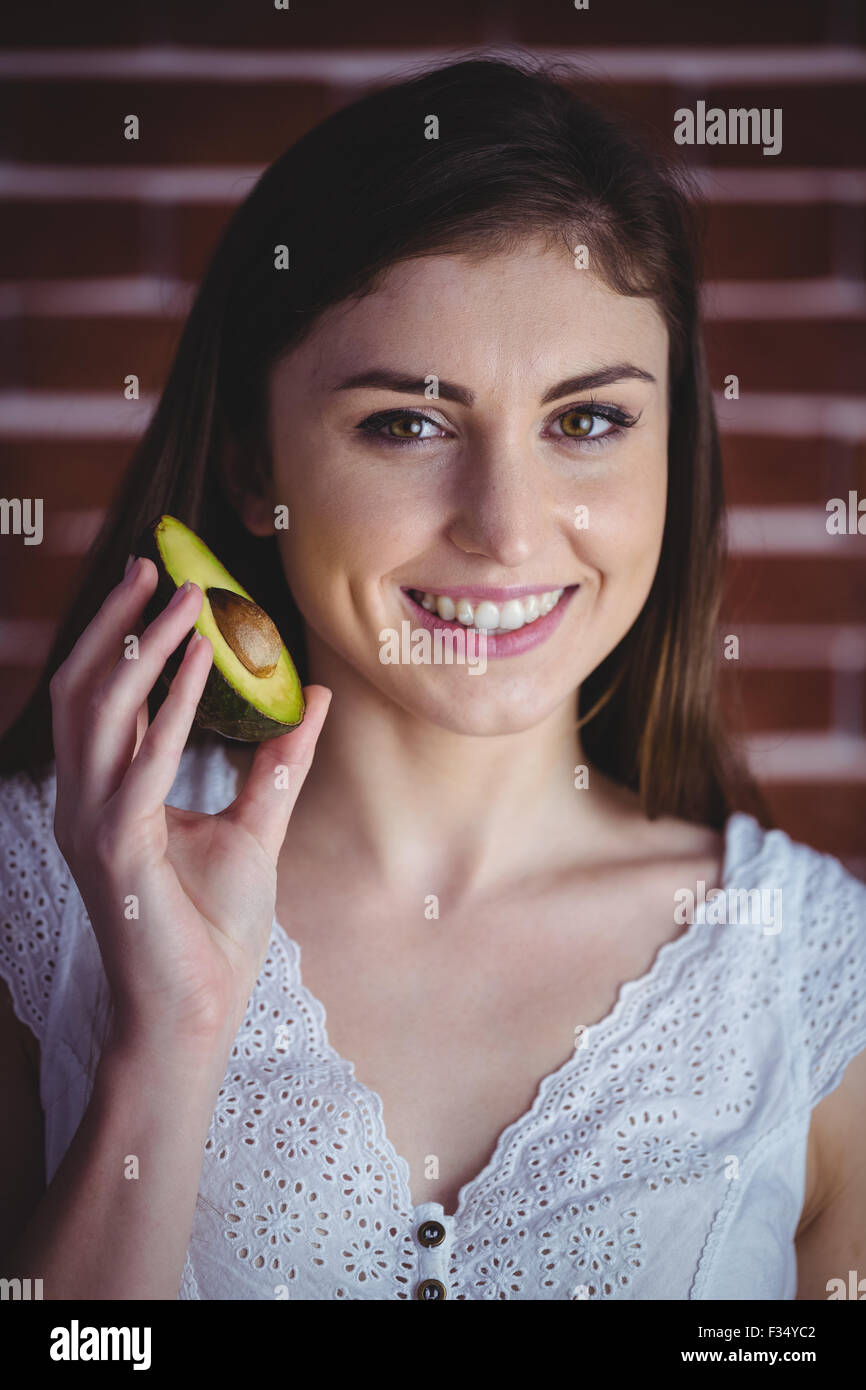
[355,403,639,452]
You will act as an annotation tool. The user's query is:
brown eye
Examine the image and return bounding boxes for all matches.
[357,409,447,447]
[560,410,595,438]
[387,415,424,438]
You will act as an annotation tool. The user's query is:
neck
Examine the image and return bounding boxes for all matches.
[224,648,632,911]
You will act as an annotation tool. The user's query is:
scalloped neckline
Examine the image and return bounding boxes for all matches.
[215,742,760,1222]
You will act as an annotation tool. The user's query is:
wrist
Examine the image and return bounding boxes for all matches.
[101,1012,236,1087]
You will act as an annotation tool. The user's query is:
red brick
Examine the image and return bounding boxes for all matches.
[705,319,866,395]
[0,440,133,508]
[0,80,331,166]
[1,0,858,52]
[759,782,866,860]
[0,202,146,279]
[506,0,830,45]
[718,666,833,733]
[721,436,863,509]
[175,204,234,280]
[723,557,866,625]
[3,317,181,390]
[0,553,86,619]
[703,204,834,282]
[2,0,491,48]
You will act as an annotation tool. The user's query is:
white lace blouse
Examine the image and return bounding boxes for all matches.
[2,740,865,1300]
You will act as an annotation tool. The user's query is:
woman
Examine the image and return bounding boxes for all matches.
[1,52,864,1301]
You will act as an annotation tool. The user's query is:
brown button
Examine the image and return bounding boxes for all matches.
[417,1220,446,1248]
[417,1278,447,1300]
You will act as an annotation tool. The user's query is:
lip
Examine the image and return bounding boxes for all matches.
[399,584,579,659]
[402,582,570,602]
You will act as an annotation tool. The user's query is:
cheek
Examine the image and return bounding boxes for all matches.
[272,457,436,604]
[577,455,667,583]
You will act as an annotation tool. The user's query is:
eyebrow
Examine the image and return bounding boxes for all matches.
[332,363,656,407]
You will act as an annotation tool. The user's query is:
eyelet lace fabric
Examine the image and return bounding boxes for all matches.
[2,743,864,1300]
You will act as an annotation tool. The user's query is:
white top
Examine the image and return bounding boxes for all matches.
[2,740,865,1301]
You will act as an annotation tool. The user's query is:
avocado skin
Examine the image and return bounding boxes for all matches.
[134,517,304,742]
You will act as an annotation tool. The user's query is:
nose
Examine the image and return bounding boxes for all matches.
[446,436,557,568]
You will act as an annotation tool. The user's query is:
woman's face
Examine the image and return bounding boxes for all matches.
[252,238,669,735]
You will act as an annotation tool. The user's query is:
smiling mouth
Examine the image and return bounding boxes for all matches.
[405,586,574,635]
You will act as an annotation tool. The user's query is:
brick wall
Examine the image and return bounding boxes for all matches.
[1,2,864,874]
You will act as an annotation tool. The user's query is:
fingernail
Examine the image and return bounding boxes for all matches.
[168,579,192,608]
[122,555,140,585]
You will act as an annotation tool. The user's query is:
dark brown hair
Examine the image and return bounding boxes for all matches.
[0,48,765,828]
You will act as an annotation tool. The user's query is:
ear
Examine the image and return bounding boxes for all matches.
[222,435,274,538]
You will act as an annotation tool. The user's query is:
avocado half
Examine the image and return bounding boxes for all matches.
[136,514,304,741]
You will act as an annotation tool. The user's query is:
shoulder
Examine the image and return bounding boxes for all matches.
[728,818,866,1274]
[630,805,866,1096]
[675,811,866,1268]
[756,821,866,1085]
[721,815,866,1040]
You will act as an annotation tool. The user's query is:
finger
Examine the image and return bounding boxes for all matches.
[219,685,332,864]
[111,631,214,826]
[82,580,206,809]
[50,557,159,783]
[60,556,159,697]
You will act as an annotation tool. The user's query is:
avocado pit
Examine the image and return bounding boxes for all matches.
[206,586,282,678]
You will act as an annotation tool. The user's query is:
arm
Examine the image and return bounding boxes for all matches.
[0,557,330,1300]
[795,1047,866,1299]
[2,1010,237,1300]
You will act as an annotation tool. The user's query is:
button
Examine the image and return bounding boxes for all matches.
[416,1219,446,1248]
[416,1278,447,1300]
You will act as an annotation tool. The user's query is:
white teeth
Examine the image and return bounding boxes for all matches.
[455,599,474,626]
[473,600,500,629]
[417,587,566,633]
[436,595,456,621]
[497,599,525,631]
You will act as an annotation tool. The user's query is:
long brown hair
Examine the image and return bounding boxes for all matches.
[0,49,765,829]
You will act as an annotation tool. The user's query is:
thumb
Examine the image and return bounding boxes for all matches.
[220,685,332,863]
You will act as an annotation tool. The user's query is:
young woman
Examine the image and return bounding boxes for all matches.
[1,53,864,1302]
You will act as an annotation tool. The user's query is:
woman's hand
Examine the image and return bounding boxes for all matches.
[49,555,331,1055]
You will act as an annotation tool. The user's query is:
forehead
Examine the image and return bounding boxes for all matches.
[288,241,669,394]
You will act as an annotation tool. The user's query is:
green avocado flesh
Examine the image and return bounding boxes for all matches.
[139,515,304,742]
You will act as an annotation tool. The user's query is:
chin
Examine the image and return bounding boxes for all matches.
[387,678,575,737]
